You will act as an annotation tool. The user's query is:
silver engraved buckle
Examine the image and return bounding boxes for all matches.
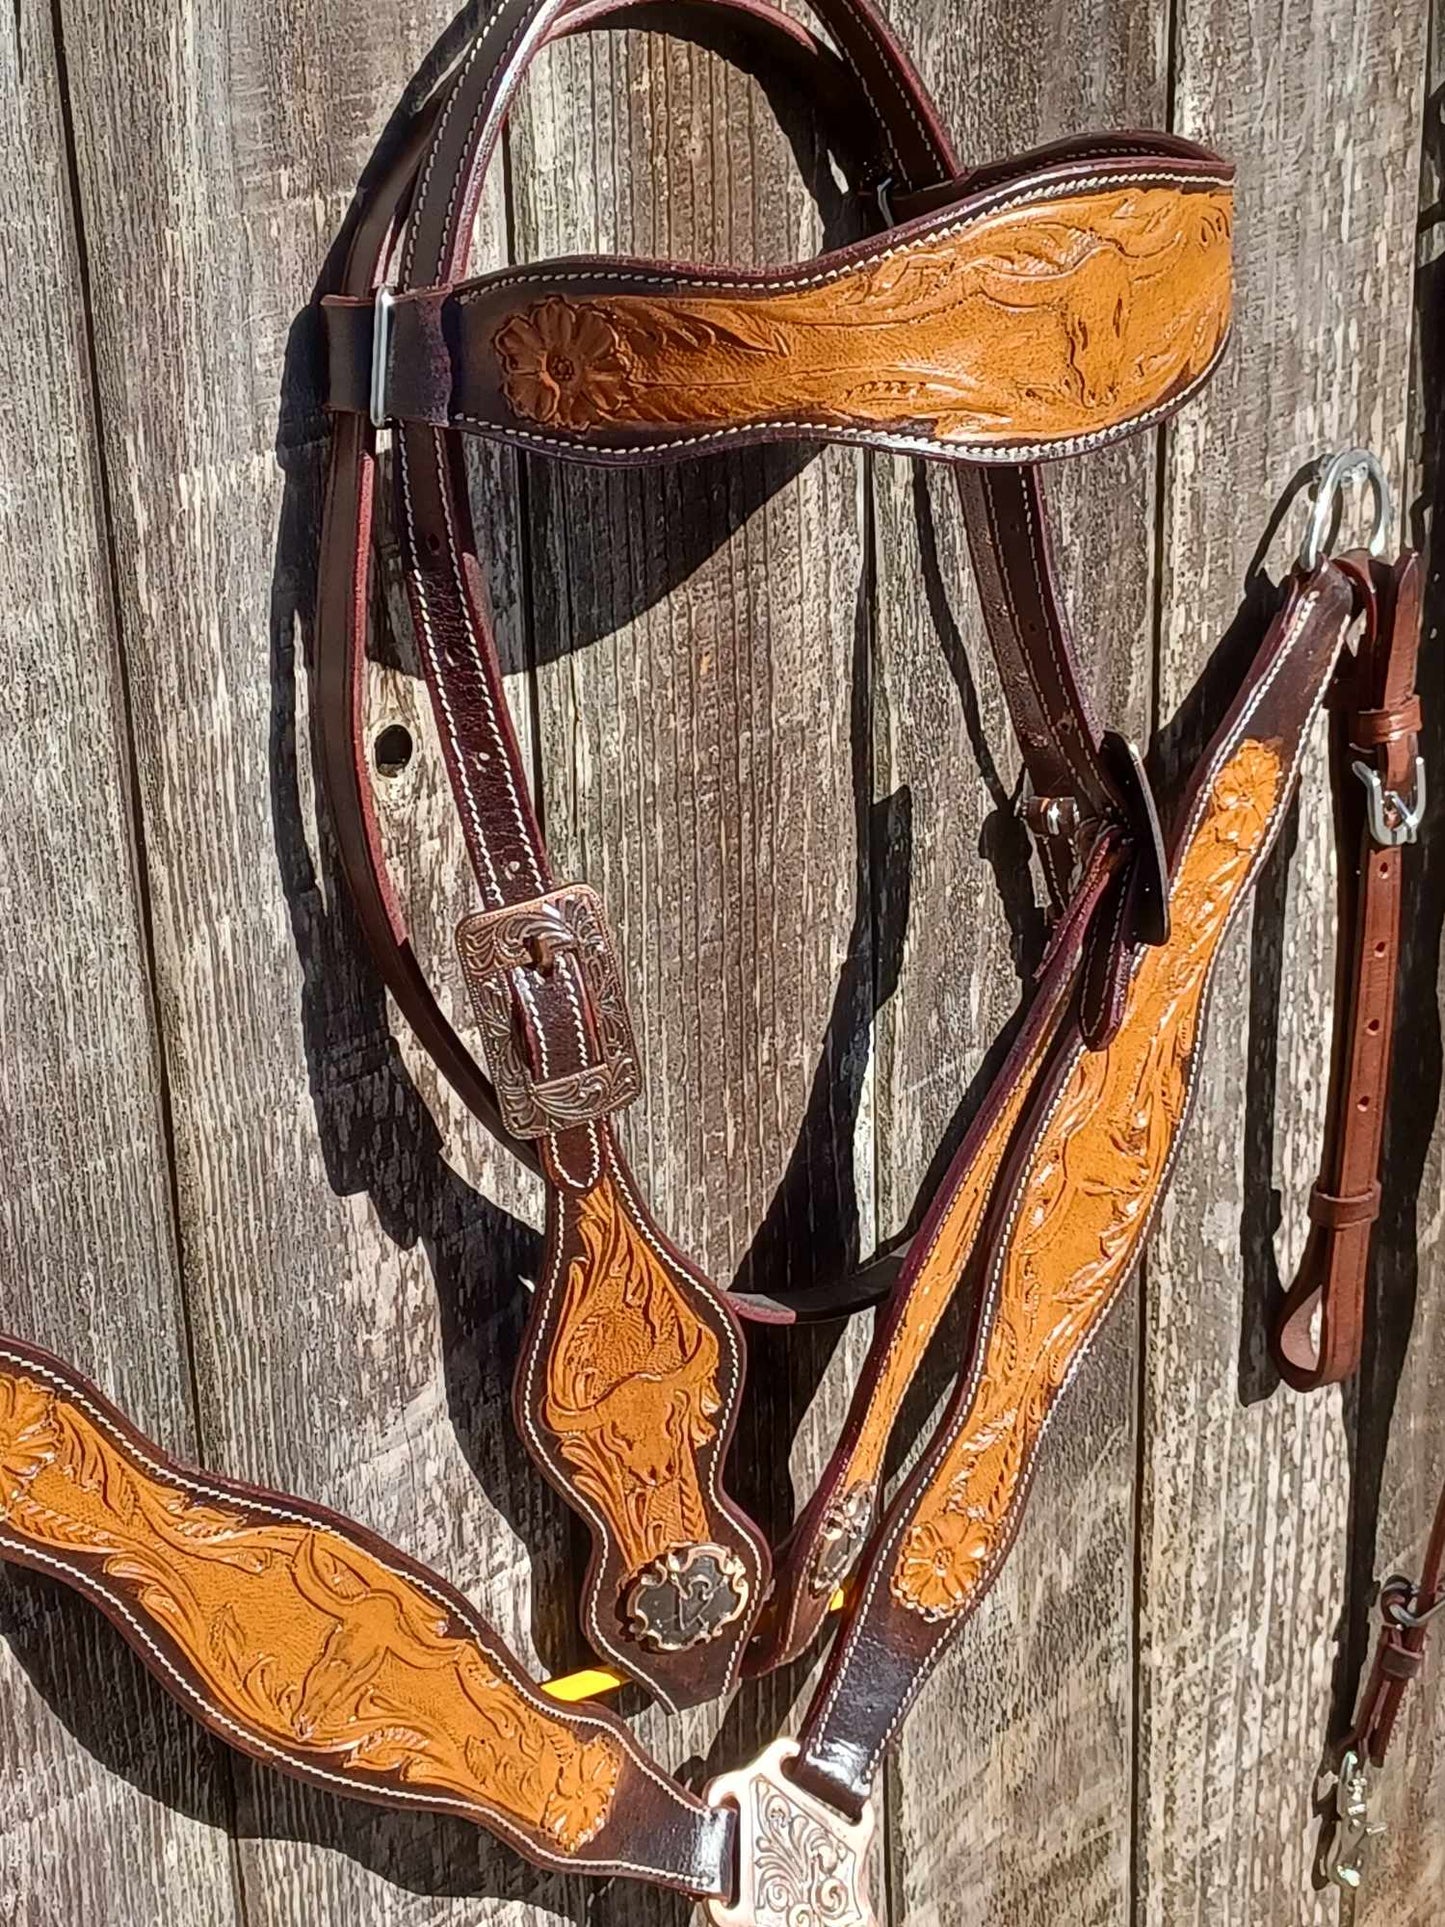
[703,1739,877,1927]
[455,883,641,1138]
[1322,1746,1385,1891]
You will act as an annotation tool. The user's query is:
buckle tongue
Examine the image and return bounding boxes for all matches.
[703,1738,877,1927]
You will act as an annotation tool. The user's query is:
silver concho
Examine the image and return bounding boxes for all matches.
[623,1542,750,1653]
[807,1483,875,1597]
[703,1737,877,1927]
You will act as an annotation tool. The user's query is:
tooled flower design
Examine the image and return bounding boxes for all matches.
[542,1734,620,1849]
[0,1375,61,1514]
[1211,738,1280,852]
[494,299,632,431]
[890,1507,988,1620]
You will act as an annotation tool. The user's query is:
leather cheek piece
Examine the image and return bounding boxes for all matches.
[325,166,1234,462]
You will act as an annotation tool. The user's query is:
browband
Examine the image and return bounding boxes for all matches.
[0,0,1430,1916]
[326,154,1233,462]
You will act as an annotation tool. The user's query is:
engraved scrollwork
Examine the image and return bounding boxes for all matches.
[750,1780,868,1927]
[891,737,1284,1621]
[0,1362,621,1851]
[494,184,1232,449]
[455,883,641,1137]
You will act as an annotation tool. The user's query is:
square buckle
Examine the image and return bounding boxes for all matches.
[455,883,641,1138]
[703,1739,877,1927]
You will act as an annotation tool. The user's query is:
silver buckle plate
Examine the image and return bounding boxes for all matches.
[455,883,641,1138]
[703,1738,877,1927]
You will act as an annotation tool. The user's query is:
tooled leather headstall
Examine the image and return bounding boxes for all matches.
[0,0,1430,1918]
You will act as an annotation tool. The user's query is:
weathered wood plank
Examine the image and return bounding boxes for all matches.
[48,1,577,1921]
[508,21,877,1923]
[1353,30,1445,1915]
[0,5,242,1922]
[1139,3,1427,1923]
[874,7,1164,1921]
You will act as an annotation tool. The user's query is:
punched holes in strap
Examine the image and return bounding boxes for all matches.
[455,884,641,1139]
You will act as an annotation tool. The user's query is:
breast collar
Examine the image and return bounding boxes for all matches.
[0,0,1432,1917]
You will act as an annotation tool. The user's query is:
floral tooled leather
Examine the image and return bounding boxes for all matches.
[892,738,1283,1620]
[491,182,1231,450]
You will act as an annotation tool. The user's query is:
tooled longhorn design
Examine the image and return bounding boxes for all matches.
[538,1177,752,1652]
[968,190,1233,409]
[0,1362,622,1850]
[491,183,1232,446]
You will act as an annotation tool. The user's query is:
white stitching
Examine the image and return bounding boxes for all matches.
[0,1345,721,1869]
[822,0,935,187]
[451,358,1224,465]
[453,167,1223,302]
[401,0,516,285]
[516,1143,760,1704]
[430,427,546,896]
[811,583,1347,1774]
[397,437,504,900]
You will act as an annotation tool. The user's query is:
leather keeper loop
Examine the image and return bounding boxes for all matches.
[1307,1180,1382,1229]
[1378,1640,1425,1682]
[1352,694,1421,748]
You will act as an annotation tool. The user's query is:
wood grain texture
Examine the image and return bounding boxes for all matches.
[1140,3,1427,1924]
[1,0,1440,1922]
[44,1,577,1922]
[0,5,245,1923]
[508,23,880,1925]
[873,4,1163,1921]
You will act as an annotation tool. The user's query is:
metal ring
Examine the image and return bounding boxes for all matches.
[1298,446,1392,575]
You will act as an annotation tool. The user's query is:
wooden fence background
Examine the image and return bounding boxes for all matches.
[1,0,1442,1921]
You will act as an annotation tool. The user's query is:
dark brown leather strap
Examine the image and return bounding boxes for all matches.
[790,563,1357,1818]
[1272,550,1423,1390]
[0,1337,736,1897]
[1350,1481,1445,1769]
[314,0,1228,1709]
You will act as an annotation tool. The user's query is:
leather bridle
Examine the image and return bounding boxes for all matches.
[0,0,1433,1916]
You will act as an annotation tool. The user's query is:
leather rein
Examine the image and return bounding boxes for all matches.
[0,0,1434,1916]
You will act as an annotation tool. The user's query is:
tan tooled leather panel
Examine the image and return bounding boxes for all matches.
[891,737,1284,1619]
[542,1173,723,1577]
[0,1354,620,1850]
[489,182,1231,450]
[844,1031,1050,1502]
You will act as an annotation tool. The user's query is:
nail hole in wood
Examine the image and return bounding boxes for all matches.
[373,723,414,778]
